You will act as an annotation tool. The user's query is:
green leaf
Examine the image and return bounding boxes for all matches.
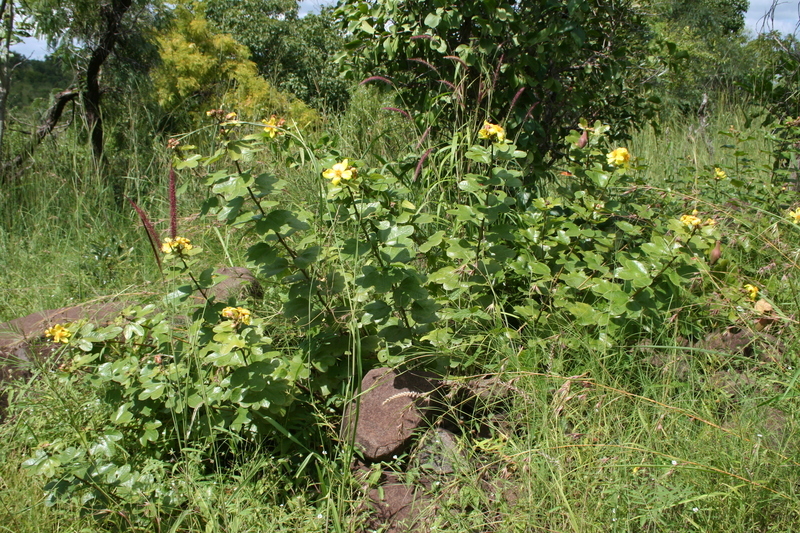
[378,224,414,245]
[428,266,467,291]
[424,12,441,28]
[585,170,610,187]
[566,302,603,326]
[294,246,320,269]
[363,300,392,323]
[138,382,166,401]
[615,220,641,235]
[357,265,403,293]
[187,393,204,409]
[75,339,93,352]
[465,146,491,164]
[445,238,475,261]
[111,403,134,425]
[420,327,452,346]
[165,285,193,303]
[420,230,445,253]
[615,258,651,288]
[562,270,589,289]
[175,153,202,170]
[410,298,440,323]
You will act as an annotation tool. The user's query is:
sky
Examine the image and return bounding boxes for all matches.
[11,0,800,60]
[746,0,799,34]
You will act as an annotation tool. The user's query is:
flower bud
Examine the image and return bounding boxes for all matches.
[709,241,722,266]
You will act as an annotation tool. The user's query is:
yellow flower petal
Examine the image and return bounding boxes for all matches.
[607,147,631,167]
[744,284,759,301]
[45,324,71,343]
[323,159,357,187]
[479,121,506,142]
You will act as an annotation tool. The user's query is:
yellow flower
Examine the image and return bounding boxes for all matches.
[262,115,286,138]
[478,121,506,142]
[161,236,193,255]
[322,159,357,186]
[224,111,238,121]
[744,284,759,301]
[45,324,71,344]
[788,208,800,224]
[680,214,702,227]
[714,167,727,180]
[607,147,630,167]
[221,306,252,326]
[704,218,716,226]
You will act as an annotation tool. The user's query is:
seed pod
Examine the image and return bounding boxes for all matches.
[577,130,588,148]
[709,240,722,266]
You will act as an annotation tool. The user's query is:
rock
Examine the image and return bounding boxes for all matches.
[0,301,125,351]
[643,352,691,380]
[0,266,261,418]
[414,428,466,475]
[0,300,125,418]
[362,472,433,533]
[204,267,262,302]
[699,328,754,356]
[341,367,439,461]
[707,369,757,398]
[698,327,786,364]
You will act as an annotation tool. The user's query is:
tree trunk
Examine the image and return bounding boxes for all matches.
[0,0,13,158]
[0,87,79,180]
[84,0,133,161]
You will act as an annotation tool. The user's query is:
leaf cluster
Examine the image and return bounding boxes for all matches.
[336,0,659,167]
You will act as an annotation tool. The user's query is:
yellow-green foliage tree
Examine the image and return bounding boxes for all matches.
[153,4,316,125]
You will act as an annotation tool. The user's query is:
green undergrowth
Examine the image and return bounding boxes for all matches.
[1,91,800,531]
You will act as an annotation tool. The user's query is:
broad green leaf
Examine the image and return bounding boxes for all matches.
[424,12,441,28]
[420,230,445,253]
[294,246,321,269]
[615,258,651,288]
[111,403,134,425]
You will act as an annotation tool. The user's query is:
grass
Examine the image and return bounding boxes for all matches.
[1,91,800,532]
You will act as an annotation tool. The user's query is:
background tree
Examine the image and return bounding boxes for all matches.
[7,53,73,108]
[0,0,34,158]
[205,0,349,111]
[153,3,316,125]
[17,0,161,160]
[337,0,659,169]
[0,0,15,156]
[641,0,751,113]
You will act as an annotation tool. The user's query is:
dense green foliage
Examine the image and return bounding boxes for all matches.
[153,3,316,125]
[337,0,661,168]
[6,53,73,108]
[205,0,349,111]
[741,32,800,118]
[2,0,800,531]
[641,0,753,111]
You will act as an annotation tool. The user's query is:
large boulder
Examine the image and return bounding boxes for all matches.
[341,367,439,462]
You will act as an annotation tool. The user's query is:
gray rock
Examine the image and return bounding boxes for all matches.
[205,267,262,302]
[415,428,466,475]
[341,367,439,461]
